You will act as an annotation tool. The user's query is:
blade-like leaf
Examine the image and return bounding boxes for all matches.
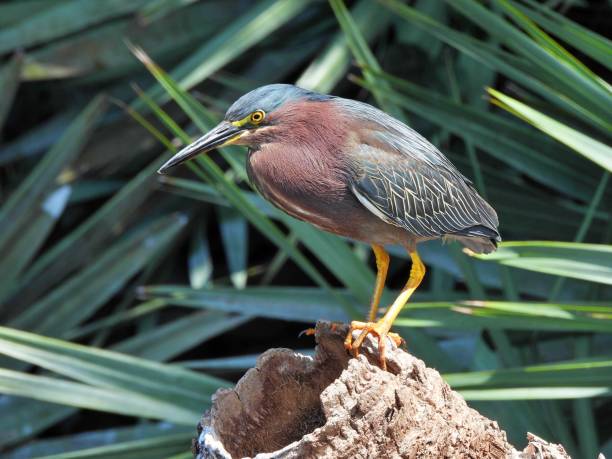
[380,0,611,132]
[33,433,192,459]
[136,0,309,106]
[0,0,149,54]
[0,398,73,449]
[12,153,170,308]
[188,220,213,289]
[460,387,611,401]
[113,311,249,361]
[140,286,350,323]
[473,241,612,286]
[511,0,612,71]
[138,0,199,23]
[448,0,611,123]
[0,369,198,424]
[0,185,71,302]
[328,0,401,118]
[488,88,612,173]
[297,0,389,93]
[0,326,227,408]
[0,53,22,130]
[0,96,106,253]
[10,214,187,336]
[22,1,238,81]
[5,424,191,459]
[217,207,248,289]
[446,358,612,388]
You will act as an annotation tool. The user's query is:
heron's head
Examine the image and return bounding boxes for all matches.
[157,84,332,174]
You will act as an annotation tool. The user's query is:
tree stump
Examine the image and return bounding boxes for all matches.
[193,321,570,458]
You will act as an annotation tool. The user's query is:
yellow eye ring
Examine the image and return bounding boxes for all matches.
[250,110,265,124]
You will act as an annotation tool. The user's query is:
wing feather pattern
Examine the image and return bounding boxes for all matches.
[351,142,499,242]
[336,100,500,247]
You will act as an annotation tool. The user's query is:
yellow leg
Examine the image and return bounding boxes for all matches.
[345,249,426,370]
[367,244,390,322]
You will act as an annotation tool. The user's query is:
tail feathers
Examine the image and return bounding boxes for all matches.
[451,235,498,254]
[457,224,500,241]
[448,224,501,254]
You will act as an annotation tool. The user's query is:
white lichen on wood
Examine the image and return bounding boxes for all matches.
[194,322,570,459]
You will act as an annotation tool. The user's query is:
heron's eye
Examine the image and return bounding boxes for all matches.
[250,110,265,124]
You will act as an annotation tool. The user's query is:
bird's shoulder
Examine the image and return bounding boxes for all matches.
[335,97,468,177]
[338,106,499,237]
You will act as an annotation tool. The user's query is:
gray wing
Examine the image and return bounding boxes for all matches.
[336,97,470,181]
[332,96,499,240]
[350,141,500,240]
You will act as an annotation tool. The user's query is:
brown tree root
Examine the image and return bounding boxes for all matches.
[194,321,570,458]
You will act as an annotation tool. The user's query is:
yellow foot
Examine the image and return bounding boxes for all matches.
[344,320,404,371]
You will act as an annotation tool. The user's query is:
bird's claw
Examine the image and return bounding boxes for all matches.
[344,320,404,371]
[299,322,341,338]
[298,327,316,338]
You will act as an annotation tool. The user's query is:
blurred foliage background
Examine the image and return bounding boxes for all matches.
[0,0,611,458]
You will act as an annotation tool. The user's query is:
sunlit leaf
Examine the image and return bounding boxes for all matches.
[474,241,612,286]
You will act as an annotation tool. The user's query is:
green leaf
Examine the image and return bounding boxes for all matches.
[0,0,56,28]
[178,352,315,371]
[488,88,612,173]
[446,358,612,389]
[139,286,606,333]
[188,220,213,289]
[137,0,310,106]
[5,424,191,459]
[68,180,123,204]
[448,0,611,124]
[296,0,389,93]
[138,0,199,24]
[0,109,77,166]
[0,96,106,254]
[217,207,248,289]
[380,0,611,132]
[328,0,401,118]
[572,338,598,459]
[0,186,71,302]
[65,300,167,341]
[0,53,22,130]
[459,387,611,401]
[10,214,187,336]
[22,1,237,81]
[510,0,612,71]
[140,286,350,323]
[0,398,74,448]
[0,326,227,409]
[0,0,149,54]
[473,241,612,286]
[12,154,169,308]
[396,300,612,333]
[0,369,198,424]
[112,311,249,361]
[34,433,192,459]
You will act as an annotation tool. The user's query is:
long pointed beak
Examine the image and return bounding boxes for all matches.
[157,122,244,174]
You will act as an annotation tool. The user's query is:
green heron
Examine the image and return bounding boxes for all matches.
[158,84,500,369]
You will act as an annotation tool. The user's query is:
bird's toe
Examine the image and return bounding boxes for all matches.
[344,320,402,370]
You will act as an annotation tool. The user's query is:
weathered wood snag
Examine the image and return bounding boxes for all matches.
[194,322,570,458]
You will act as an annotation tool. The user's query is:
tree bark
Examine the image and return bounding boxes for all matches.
[193,321,570,458]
